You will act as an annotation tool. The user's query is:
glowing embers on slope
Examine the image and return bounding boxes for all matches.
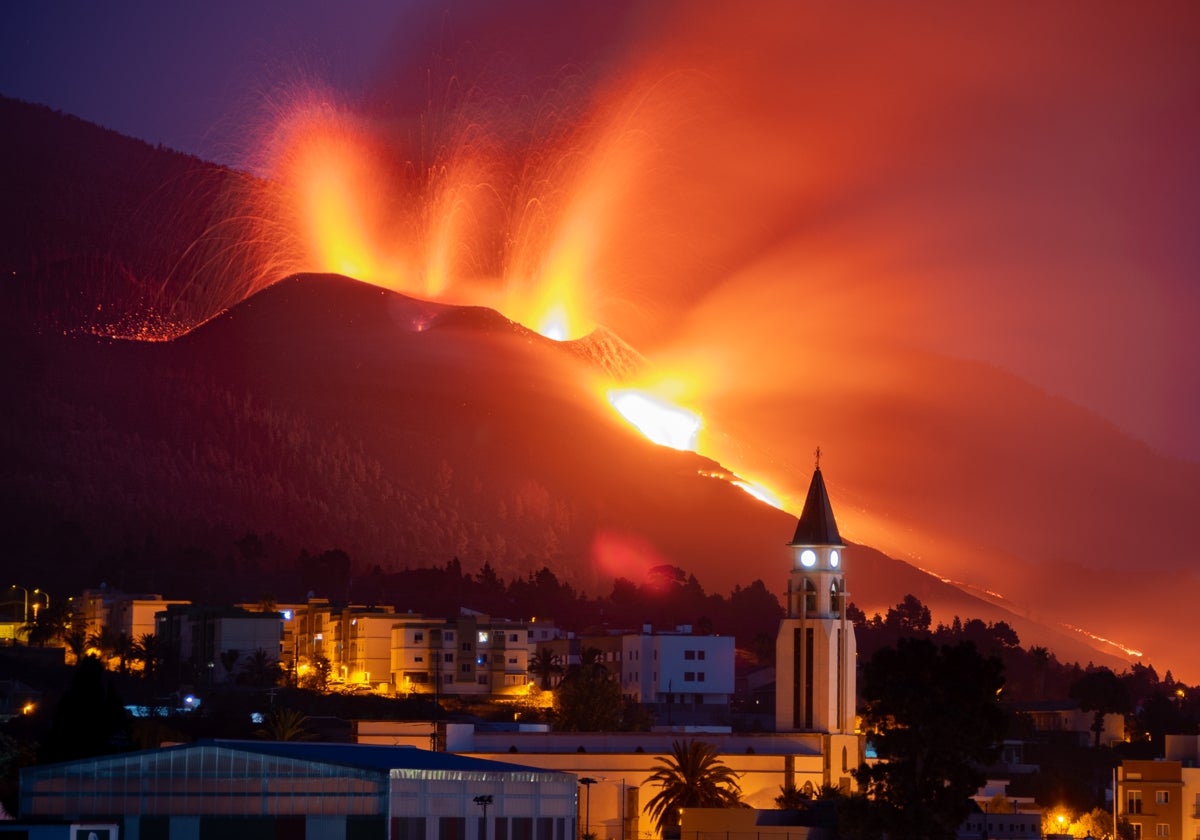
[607,389,701,451]
[696,469,785,510]
[1061,623,1144,658]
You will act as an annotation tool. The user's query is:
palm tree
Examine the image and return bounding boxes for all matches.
[256,707,315,741]
[63,626,88,662]
[528,648,563,690]
[241,648,283,687]
[775,783,812,809]
[131,633,163,681]
[87,626,120,667]
[114,632,134,674]
[643,740,743,835]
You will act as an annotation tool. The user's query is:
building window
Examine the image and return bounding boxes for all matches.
[438,816,466,840]
[445,632,454,641]
[510,633,519,642]
[698,672,705,682]
[508,657,518,664]
[684,650,695,660]
[1155,825,1169,838]
[462,642,472,652]
[415,656,424,663]
[698,650,705,660]
[461,664,471,674]
[414,632,424,642]
[1155,791,1169,805]
[1129,791,1143,814]
[684,672,695,682]
[394,817,427,840]
[511,818,533,840]
[1131,824,1142,840]
[478,631,490,644]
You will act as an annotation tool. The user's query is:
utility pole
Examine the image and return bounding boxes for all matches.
[580,777,596,840]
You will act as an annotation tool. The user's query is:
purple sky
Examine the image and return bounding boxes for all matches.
[3,1,1200,464]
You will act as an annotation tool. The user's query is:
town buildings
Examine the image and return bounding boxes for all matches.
[1118,735,1200,840]
[13,462,870,838]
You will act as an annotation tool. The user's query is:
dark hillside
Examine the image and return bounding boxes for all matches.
[0,96,265,338]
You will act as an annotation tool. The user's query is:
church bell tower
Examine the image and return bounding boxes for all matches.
[775,449,856,733]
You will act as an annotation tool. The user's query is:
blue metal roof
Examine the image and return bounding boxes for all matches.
[204,739,568,776]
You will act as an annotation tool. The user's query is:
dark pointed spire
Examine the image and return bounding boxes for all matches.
[789,454,842,546]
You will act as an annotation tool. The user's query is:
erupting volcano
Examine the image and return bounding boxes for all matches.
[2,1,1199,680]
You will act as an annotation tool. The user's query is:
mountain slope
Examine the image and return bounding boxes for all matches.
[0,98,1185,677]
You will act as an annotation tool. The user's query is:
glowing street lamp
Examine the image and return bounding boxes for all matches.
[31,588,49,619]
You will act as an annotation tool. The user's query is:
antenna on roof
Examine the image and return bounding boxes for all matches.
[814,446,822,471]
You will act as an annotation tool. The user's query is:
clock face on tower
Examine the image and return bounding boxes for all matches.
[800,549,817,568]
[830,550,840,568]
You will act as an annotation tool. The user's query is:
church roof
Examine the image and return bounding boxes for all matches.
[788,467,843,546]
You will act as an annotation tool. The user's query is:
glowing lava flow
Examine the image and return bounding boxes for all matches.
[607,389,701,451]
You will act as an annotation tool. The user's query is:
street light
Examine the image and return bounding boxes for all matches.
[32,589,49,620]
[579,778,596,840]
[474,794,493,840]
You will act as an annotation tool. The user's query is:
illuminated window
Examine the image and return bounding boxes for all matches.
[477,631,490,644]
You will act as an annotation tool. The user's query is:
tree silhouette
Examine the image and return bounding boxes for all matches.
[241,648,283,687]
[41,655,129,763]
[554,648,622,731]
[643,739,743,835]
[853,638,1006,840]
[87,626,120,664]
[256,708,315,741]
[775,783,811,809]
[219,649,241,682]
[1069,667,1130,747]
[132,633,164,682]
[300,655,331,691]
[528,648,563,690]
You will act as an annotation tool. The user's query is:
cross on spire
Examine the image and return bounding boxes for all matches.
[814,446,822,471]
